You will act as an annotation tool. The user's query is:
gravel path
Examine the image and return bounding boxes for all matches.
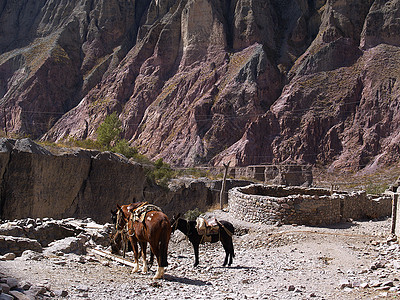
[0,211,399,299]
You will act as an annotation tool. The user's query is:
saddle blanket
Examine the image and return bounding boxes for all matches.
[131,204,162,222]
[196,217,219,236]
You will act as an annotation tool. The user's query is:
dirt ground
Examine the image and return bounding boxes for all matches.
[0,210,399,299]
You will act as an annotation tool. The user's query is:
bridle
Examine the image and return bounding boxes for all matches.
[115,209,131,256]
[116,209,128,232]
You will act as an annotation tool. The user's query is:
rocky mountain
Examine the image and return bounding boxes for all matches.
[1,0,400,171]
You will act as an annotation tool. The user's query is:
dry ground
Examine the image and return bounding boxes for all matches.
[0,210,399,299]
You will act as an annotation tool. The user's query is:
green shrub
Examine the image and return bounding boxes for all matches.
[365,182,388,195]
[147,158,175,187]
[111,139,138,159]
[184,208,202,221]
[67,137,101,150]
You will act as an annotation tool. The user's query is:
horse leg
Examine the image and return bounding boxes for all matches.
[221,234,234,266]
[122,233,128,258]
[222,243,229,267]
[228,238,235,266]
[149,243,164,279]
[149,250,154,269]
[140,241,148,273]
[193,242,200,267]
[129,239,140,273]
[222,236,235,266]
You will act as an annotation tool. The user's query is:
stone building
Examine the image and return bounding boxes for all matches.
[229,184,392,226]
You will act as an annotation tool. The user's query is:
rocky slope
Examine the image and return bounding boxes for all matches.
[1,0,400,171]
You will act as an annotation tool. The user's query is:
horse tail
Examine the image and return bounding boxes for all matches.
[218,221,235,237]
[219,221,235,258]
[159,218,171,268]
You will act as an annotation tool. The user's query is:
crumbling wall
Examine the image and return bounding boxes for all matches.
[229,184,392,226]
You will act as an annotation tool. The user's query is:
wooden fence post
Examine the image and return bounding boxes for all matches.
[220,161,231,210]
[391,193,398,235]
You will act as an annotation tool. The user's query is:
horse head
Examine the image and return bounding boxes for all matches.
[111,209,118,224]
[116,204,128,231]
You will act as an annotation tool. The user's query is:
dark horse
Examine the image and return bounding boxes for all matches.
[117,203,171,279]
[170,214,235,267]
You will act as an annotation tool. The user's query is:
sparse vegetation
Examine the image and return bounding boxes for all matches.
[96,112,122,150]
[365,181,389,195]
[176,167,210,178]
[147,158,175,187]
[66,137,101,150]
[184,208,202,221]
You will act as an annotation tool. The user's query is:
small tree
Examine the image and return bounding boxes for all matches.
[112,139,138,158]
[96,112,122,150]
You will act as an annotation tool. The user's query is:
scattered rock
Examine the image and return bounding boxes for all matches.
[9,290,32,300]
[288,285,295,291]
[369,280,382,288]
[5,278,18,289]
[2,253,15,261]
[53,290,68,297]
[0,214,398,299]
[0,283,10,293]
[0,293,14,300]
[19,250,43,261]
[339,279,352,289]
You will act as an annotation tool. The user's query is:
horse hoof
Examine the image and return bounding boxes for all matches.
[153,267,165,279]
[131,263,139,273]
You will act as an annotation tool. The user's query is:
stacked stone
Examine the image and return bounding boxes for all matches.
[228,184,392,226]
[282,194,341,226]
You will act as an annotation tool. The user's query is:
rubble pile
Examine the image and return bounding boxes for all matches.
[0,218,114,299]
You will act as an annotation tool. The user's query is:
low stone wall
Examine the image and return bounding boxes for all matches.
[228,184,392,226]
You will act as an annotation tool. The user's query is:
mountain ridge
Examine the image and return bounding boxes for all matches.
[1,0,399,172]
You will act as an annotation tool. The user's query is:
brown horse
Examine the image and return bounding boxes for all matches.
[111,205,154,267]
[113,203,154,270]
[117,202,171,279]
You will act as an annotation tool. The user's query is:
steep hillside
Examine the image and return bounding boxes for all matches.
[1,0,400,171]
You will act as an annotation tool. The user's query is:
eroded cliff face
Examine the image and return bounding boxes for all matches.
[0,138,148,223]
[0,138,251,222]
[1,0,400,172]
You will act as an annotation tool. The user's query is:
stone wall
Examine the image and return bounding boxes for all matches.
[228,184,392,226]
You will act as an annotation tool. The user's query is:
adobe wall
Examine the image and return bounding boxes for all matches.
[228,184,392,226]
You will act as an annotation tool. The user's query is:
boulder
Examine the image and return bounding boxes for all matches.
[0,236,42,256]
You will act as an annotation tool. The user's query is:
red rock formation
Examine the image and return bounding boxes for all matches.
[1,0,400,172]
